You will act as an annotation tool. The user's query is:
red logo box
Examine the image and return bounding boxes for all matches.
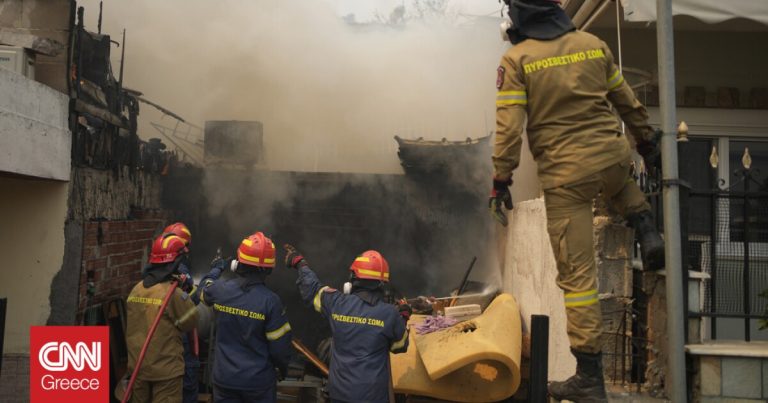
[30,326,109,403]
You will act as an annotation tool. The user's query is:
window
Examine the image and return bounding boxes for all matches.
[728,140,768,243]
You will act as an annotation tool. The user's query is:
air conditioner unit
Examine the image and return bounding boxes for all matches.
[0,45,35,79]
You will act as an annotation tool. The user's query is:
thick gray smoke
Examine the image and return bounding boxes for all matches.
[83,0,513,301]
[81,0,507,173]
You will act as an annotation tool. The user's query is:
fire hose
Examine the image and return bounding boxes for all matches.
[291,339,329,377]
[120,276,185,403]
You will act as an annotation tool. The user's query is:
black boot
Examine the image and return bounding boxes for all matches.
[627,210,665,271]
[548,350,607,403]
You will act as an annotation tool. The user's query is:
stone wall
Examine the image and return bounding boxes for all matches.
[594,217,636,383]
[694,355,768,402]
[68,167,164,221]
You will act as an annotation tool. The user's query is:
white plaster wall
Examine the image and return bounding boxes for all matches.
[0,176,68,353]
[501,198,576,381]
[0,68,71,180]
[510,132,542,203]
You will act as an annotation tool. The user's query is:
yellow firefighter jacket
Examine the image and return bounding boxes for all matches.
[126,281,198,380]
[493,30,654,189]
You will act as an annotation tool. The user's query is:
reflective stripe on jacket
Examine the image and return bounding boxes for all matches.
[494,30,653,189]
[297,266,408,403]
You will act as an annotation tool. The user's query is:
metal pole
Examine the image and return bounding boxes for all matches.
[529,315,549,403]
[710,166,718,339]
[742,168,751,341]
[0,298,6,379]
[118,29,126,110]
[656,0,687,401]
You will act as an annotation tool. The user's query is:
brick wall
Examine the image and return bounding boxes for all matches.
[77,216,167,321]
[0,354,30,403]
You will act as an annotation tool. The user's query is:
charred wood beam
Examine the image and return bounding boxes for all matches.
[75,99,126,129]
[137,97,187,123]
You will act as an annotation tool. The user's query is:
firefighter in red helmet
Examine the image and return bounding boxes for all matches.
[164,222,192,245]
[285,245,411,403]
[160,222,200,403]
[195,232,292,403]
[125,234,199,403]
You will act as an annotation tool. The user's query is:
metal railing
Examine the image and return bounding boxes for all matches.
[644,145,768,341]
[685,165,768,341]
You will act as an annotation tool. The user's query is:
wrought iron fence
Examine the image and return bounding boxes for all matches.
[644,144,768,341]
[686,165,768,341]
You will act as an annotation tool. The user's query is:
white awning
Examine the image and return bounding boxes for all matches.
[620,0,768,25]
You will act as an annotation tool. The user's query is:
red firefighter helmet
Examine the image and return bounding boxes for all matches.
[163,222,192,245]
[236,232,276,268]
[350,250,390,282]
[149,234,189,264]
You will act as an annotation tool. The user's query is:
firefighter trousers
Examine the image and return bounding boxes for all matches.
[130,376,183,403]
[544,159,650,353]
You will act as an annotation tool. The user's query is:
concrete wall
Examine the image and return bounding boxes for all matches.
[0,175,68,353]
[0,68,71,180]
[0,0,72,93]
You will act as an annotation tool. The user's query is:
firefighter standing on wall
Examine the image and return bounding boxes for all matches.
[195,232,292,403]
[284,245,411,403]
[490,1,665,401]
[161,222,200,403]
[125,234,199,403]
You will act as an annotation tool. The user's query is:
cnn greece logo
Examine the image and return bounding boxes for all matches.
[39,341,101,371]
[30,326,109,403]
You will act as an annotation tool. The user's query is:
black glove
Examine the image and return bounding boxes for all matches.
[207,257,229,280]
[489,178,513,226]
[636,128,662,172]
[284,244,308,269]
[397,300,413,321]
[176,264,194,292]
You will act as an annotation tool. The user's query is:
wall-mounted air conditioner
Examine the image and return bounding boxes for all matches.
[0,45,35,79]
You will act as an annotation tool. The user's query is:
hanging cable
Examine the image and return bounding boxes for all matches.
[615,0,627,138]
[616,0,623,71]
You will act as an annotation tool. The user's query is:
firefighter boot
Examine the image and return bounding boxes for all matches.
[548,350,607,403]
[627,210,665,271]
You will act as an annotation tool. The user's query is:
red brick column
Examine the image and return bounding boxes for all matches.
[77,218,166,322]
